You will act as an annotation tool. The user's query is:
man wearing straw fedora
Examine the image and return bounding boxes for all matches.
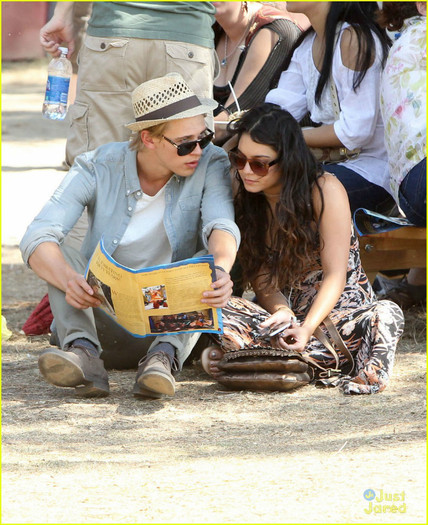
[20,73,240,400]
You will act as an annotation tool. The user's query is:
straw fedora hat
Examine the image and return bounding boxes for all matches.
[125,73,219,132]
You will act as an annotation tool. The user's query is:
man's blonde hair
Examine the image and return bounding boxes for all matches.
[129,122,169,151]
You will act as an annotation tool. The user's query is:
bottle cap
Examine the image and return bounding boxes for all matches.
[58,46,68,55]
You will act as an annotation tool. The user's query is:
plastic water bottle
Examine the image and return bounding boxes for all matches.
[42,46,72,120]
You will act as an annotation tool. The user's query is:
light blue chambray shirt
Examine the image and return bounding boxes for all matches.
[20,141,240,265]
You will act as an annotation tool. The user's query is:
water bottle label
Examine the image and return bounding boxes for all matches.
[45,75,70,104]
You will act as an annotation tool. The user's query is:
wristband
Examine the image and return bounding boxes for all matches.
[214,265,226,273]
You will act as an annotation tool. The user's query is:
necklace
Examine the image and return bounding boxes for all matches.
[221,36,246,68]
[220,15,253,68]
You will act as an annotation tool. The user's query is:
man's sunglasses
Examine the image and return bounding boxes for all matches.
[163,129,214,156]
[228,149,279,177]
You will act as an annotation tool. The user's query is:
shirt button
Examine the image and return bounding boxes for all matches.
[136,191,142,196]
[128,207,132,212]
[113,239,118,244]
[188,51,194,59]
[126,190,130,195]
[100,42,106,49]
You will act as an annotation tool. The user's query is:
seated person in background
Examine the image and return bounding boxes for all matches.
[378,1,426,227]
[212,1,305,145]
[202,104,404,395]
[266,2,394,214]
[375,1,426,309]
[20,74,240,400]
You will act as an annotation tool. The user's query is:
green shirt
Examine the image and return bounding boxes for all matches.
[87,1,215,48]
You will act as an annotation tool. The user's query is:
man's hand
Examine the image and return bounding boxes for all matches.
[40,4,75,57]
[28,243,101,310]
[201,268,233,308]
[65,274,101,310]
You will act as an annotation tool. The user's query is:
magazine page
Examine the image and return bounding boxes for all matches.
[85,239,223,338]
[353,207,414,236]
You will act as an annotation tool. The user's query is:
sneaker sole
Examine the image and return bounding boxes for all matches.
[38,351,109,398]
[132,383,163,399]
[137,372,175,396]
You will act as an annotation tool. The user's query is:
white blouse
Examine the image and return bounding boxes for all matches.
[266,23,390,193]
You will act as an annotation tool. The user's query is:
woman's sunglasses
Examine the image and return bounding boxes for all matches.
[228,149,279,177]
[163,130,214,156]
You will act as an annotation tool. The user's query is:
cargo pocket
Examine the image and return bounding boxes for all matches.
[65,102,89,165]
[165,42,213,98]
[79,35,129,91]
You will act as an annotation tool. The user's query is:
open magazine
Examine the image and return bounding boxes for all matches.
[85,239,223,338]
[353,207,414,236]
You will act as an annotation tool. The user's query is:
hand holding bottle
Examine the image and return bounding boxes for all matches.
[40,2,75,57]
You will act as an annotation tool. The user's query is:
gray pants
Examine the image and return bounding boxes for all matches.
[48,245,201,369]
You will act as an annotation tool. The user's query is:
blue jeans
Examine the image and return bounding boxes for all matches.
[324,164,395,214]
[398,158,426,226]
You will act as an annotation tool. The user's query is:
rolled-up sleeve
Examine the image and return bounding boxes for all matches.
[202,218,240,249]
[20,155,96,265]
[200,148,240,250]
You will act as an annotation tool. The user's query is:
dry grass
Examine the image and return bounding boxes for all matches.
[1,249,426,524]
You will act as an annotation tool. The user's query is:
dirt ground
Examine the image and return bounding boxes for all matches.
[1,61,427,524]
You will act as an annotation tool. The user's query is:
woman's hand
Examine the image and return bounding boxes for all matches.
[65,274,102,310]
[259,307,294,332]
[201,269,233,308]
[276,323,313,353]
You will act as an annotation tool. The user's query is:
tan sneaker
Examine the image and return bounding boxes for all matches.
[134,351,177,397]
[38,345,109,397]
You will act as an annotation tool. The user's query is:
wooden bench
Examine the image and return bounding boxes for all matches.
[358,226,426,281]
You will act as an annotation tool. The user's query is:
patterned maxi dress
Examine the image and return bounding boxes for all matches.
[218,228,405,395]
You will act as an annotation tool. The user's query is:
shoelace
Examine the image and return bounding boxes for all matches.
[138,351,179,372]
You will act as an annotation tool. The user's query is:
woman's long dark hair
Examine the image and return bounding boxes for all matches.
[270,2,391,104]
[229,103,324,291]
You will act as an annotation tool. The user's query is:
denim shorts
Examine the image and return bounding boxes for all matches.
[398,158,426,226]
